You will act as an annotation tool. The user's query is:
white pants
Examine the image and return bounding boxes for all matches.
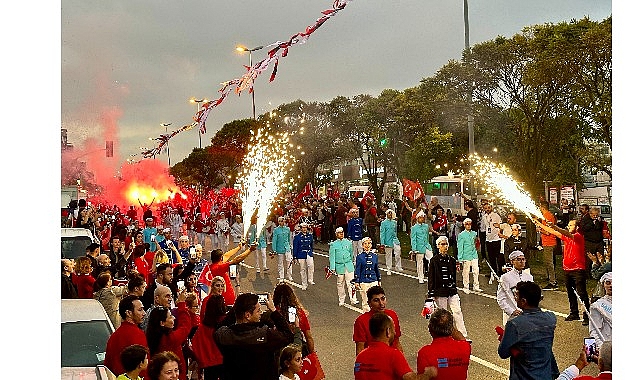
[255,248,267,271]
[384,245,402,272]
[217,233,229,252]
[358,281,377,311]
[416,249,433,283]
[352,240,363,261]
[434,294,468,337]
[277,251,293,280]
[298,256,315,288]
[336,271,357,305]
[461,259,480,290]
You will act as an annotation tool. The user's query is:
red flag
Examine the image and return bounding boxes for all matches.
[360,191,375,208]
[298,352,325,380]
[324,266,333,280]
[402,178,417,200]
[414,180,425,201]
[295,182,317,202]
[198,264,214,285]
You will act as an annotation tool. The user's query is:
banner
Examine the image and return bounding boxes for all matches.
[295,182,318,203]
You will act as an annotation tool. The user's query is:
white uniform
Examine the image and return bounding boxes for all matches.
[589,295,612,348]
[497,268,534,325]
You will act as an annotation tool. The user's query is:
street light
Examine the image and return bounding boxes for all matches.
[161,123,172,166]
[236,45,264,119]
[189,97,207,148]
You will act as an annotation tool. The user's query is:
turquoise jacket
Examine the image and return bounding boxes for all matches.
[257,229,267,249]
[271,226,291,254]
[457,229,478,261]
[329,238,355,274]
[411,223,432,253]
[380,219,398,247]
[247,224,267,249]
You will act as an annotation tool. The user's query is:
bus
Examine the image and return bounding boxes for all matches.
[424,174,472,216]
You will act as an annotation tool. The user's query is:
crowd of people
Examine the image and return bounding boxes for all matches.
[61,189,613,379]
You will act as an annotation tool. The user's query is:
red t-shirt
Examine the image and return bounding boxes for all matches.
[200,262,236,306]
[541,210,557,247]
[417,336,471,379]
[353,309,401,350]
[561,232,586,271]
[104,321,148,378]
[72,273,95,299]
[354,341,413,380]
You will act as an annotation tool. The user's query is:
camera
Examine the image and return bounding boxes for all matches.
[257,293,269,305]
[584,337,598,363]
[288,306,297,323]
[229,264,237,279]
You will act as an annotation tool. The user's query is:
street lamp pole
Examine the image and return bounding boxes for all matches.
[464,0,474,158]
[161,123,172,166]
[236,45,264,119]
[189,98,206,148]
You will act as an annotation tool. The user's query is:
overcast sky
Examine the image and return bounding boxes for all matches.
[61,0,611,166]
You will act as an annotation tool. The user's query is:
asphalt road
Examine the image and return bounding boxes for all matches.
[215,240,600,379]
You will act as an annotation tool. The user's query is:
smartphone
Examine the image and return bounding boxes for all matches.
[584,337,598,363]
[229,264,237,279]
[177,280,185,290]
[257,293,269,305]
[288,306,297,323]
[189,247,196,259]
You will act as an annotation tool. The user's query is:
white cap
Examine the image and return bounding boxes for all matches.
[145,217,153,222]
[463,218,473,224]
[600,271,612,283]
[508,250,525,260]
[416,211,426,219]
[300,222,309,227]
[335,227,344,233]
[163,228,171,233]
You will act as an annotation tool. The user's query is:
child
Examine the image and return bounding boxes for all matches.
[278,344,303,380]
[117,344,149,380]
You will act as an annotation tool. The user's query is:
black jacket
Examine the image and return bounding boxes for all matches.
[427,253,459,298]
[214,310,294,380]
[580,215,604,243]
[62,274,78,299]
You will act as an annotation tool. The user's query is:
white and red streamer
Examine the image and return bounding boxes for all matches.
[141,0,353,159]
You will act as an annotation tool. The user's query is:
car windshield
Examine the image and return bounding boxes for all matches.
[61,320,111,367]
[62,236,92,259]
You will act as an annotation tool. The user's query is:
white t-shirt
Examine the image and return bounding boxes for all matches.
[279,374,300,380]
[484,212,502,242]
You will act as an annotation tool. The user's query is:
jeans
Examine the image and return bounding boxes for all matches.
[565,269,590,316]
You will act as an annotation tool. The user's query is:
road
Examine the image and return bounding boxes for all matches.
[208,240,600,379]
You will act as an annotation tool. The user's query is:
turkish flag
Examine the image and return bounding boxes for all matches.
[413,181,425,201]
[403,179,417,200]
[360,191,375,208]
[298,352,325,380]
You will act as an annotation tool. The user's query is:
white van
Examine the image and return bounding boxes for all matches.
[61,228,99,259]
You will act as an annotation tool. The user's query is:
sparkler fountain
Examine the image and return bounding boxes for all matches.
[469,153,543,221]
[237,128,297,240]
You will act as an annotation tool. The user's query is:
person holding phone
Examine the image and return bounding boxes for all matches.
[273,283,315,356]
[555,340,612,380]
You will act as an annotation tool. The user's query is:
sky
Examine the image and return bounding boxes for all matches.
[60,0,612,167]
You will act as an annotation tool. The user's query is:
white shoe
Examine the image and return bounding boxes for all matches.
[339,302,345,306]
[473,287,483,292]
[301,286,307,291]
[462,288,470,294]
[387,270,392,276]
[419,280,425,284]
[395,267,403,272]
[287,277,294,281]
[256,269,261,273]
[351,299,359,305]
[309,281,315,285]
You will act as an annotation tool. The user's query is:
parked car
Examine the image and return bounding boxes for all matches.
[61,299,115,379]
[61,227,99,259]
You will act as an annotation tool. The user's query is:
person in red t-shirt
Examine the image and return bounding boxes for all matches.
[534,219,590,325]
[353,285,403,355]
[199,243,255,307]
[417,309,471,380]
[538,201,559,289]
[104,295,148,378]
[355,312,436,380]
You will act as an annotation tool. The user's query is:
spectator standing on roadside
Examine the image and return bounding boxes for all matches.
[335,200,349,233]
[497,281,559,380]
[191,294,226,380]
[457,218,481,294]
[427,236,468,338]
[380,209,402,276]
[556,340,612,380]
[273,283,316,356]
[73,256,96,298]
[354,312,434,380]
[353,285,403,355]
[127,273,147,297]
[364,197,380,247]
[273,216,293,282]
[539,201,559,289]
[62,258,79,299]
[497,251,534,325]
[200,244,254,307]
[589,272,612,349]
[116,344,149,380]
[215,293,295,380]
[329,226,358,306]
[93,271,129,328]
[104,295,148,378]
[580,207,605,273]
[143,217,159,253]
[478,199,490,263]
[411,211,433,285]
[588,249,611,281]
[142,263,174,309]
[147,351,180,380]
[534,219,591,326]
[109,235,133,278]
[417,308,471,380]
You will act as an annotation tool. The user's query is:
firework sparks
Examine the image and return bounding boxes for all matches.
[237,129,296,238]
[470,154,543,220]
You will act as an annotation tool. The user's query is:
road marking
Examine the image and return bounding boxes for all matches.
[469,355,510,376]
